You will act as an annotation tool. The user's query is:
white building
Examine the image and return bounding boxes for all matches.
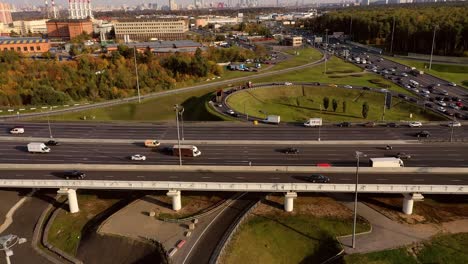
[69,0,93,19]
[13,19,48,35]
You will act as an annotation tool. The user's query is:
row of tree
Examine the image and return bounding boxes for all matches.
[0,45,262,107]
[322,97,369,118]
[303,4,468,56]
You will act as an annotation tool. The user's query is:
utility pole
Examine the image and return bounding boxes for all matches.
[174,104,182,166]
[349,17,353,41]
[429,25,438,71]
[134,47,141,103]
[382,93,387,121]
[180,107,185,141]
[47,107,53,139]
[390,16,396,54]
[352,151,366,249]
[324,29,328,75]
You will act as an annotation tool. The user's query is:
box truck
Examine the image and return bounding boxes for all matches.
[27,142,50,153]
[144,140,160,147]
[304,118,322,127]
[263,115,280,124]
[369,157,404,167]
[172,145,201,157]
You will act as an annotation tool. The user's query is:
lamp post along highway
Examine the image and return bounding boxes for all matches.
[429,25,438,71]
[450,122,455,143]
[47,107,53,139]
[352,151,366,248]
[390,16,396,54]
[318,104,322,141]
[179,107,185,141]
[0,234,27,264]
[174,104,182,166]
[134,47,141,103]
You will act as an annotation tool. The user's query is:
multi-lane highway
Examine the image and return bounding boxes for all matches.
[0,170,466,185]
[0,141,467,167]
[1,122,467,141]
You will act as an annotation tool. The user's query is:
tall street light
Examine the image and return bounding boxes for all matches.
[390,16,396,54]
[179,106,185,141]
[352,151,366,249]
[429,25,438,71]
[47,107,53,139]
[0,234,27,264]
[134,47,141,103]
[174,104,182,166]
[324,29,328,75]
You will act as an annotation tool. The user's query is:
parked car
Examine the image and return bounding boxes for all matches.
[305,174,330,183]
[415,130,431,138]
[337,122,351,127]
[131,154,147,161]
[448,82,457,87]
[408,121,423,128]
[344,85,353,89]
[64,170,86,180]
[363,122,376,127]
[386,122,400,128]
[283,147,299,154]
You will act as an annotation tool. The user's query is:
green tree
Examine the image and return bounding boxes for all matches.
[332,99,338,112]
[323,97,330,110]
[362,102,369,119]
[343,101,347,113]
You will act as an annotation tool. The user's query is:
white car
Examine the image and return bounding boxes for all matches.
[344,85,353,89]
[284,82,293,86]
[448,82,457,87]
[437,106,446,112]
[448,121,461,127]
[131,154,146,161]
[408,121,423,128]
[9,127,24,134]
[401,73,408,77]
[226,109,235,115]
[438,101,447,107]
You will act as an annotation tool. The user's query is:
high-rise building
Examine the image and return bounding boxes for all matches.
[69,0,94,19]
[169,0,178,10]
[0,2,13,25]
[362,0,370,5]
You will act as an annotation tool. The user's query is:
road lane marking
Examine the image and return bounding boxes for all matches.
[337,178,352,181]
[236,177,245,179]
[15,174,24,177]
[450,179,462,182]
[137,176,145,178]
[413,179,425,181]
[376,178,388,181]
[269,177,280,180]
[201,176,211,179]
[105,175,114,178]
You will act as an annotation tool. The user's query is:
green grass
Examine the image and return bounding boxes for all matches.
[257,56,411,95]
[386,57,468,88]
[47,194,119,256]
[223,215,369,264]
[345,233,468,264]
[269,47,323,71]
[226,86,444,122]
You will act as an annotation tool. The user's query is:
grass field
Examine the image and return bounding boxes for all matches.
[269,47,323,71]
[345,233,468,264]
[386,57,468,88]
[256,56,411,95]
[221,195,370,264]
[47,194,120,256]
[226,86,444,122]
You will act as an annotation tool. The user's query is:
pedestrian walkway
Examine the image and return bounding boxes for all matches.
[335,194,439,254]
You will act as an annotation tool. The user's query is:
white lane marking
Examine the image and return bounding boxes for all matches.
[137,176,145,178]
[16,174,24,177]
[413,179,425,181]
[201,176,211,179]
[376,178,388,181]
[269,177,280,180]
[451,179,462,182]
[105,175,114,178]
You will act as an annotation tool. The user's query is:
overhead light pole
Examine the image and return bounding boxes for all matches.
[134,47,141,103]
[47,107,53,139]
[179,106,185,141]
[390,16,396,54]
[352,151,366,249]
[429,25,438,71]
[0,234,27,264]
[174,104,182,166]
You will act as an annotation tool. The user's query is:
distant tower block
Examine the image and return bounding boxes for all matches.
[69,0,93,19]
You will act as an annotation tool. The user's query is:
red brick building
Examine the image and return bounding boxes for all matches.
[46,19,93,40]
[0,38,50,54]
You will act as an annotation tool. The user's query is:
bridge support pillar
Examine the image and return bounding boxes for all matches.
[402,193,424,215]
[167,190,182,211]
[58,188,79,213]
[284,192,297,212]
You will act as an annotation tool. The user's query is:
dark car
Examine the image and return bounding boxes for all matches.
[396,152,412,159]
[415,130,431,138]
[338,122,351,127]
[45,140,59,146]
[362,87,371,91]
[386,122,400,128]
[305,174,330,183]
[283,147,299,154]
[64,170,86,179]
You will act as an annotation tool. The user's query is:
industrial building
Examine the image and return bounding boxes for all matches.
[0,37,50,54]
[283,36,303,47]
[105,40,202,55]
[13,20,48,35]
[46,19,93,40]
[114,18,188,42]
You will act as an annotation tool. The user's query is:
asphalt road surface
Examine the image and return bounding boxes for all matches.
[0,142,467,167]
[0,170,466,185]
[1,122,467,141]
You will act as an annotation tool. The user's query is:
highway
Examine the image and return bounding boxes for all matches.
[0,170,466,185]
[1,122,467,141]
[1,142,467,167]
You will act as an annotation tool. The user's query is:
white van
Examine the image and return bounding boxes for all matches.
[10,127,25,134]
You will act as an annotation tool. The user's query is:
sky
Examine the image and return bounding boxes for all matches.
[4,0,329,8]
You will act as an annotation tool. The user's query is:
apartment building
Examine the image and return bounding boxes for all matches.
[0,2,12,25]
[114,18,188,42]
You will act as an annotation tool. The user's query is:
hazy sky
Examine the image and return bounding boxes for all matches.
[4,0,325,8]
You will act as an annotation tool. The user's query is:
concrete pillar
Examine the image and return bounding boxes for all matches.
[167,190,182,211]
[284,192,297,212]
[58,188,80,213]
[402,194,414,215]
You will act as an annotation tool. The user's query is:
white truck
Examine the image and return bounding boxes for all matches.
[369,157,404,167]
[263,115,280,124]
[27,142,50,153]
[304,118,322,127]
[172,145,201,157]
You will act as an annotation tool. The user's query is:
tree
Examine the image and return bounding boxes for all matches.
[332,99,338,112]
[362,102,369,119]
[343,101,347,113]
[323,97,330,110]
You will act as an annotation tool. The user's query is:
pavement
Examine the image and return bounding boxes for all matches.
[0,189,24,229]
[336,193,439,254]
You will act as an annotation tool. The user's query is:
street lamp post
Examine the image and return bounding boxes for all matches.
[450,122,455,143]
[47,107,53,139]
[0,234,27,264]
[134,47,141,103]
[352,151,366,249]
[179,107,185,141]
[318,104,322,141]
[429,25,438,71]
[174,104,182,166]
[324,29,328,75]
[390,16,396,54]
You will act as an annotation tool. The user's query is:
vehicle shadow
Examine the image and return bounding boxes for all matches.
[14,146,28,153]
